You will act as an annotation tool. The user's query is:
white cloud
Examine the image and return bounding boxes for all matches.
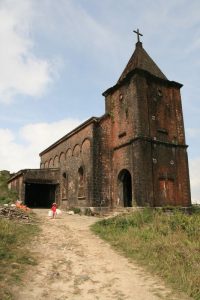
[189,158,200,204]
[33,0,121,66]
[0,0,52,103]
[0,118,82,172]
[20,118,82,152]
[186,128,200,138]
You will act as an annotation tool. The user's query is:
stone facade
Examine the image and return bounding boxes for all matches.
[8,40,191,208]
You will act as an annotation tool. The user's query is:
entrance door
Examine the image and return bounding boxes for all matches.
[118,169,132,207]
[25,183,56,208]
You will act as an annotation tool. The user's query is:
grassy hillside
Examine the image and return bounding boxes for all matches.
[0,170,17,204]
[0,171,39,299]
[0,215,39,299]
[92,207,200,300]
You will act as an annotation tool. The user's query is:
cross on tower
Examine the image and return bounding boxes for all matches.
[133,28,143,42]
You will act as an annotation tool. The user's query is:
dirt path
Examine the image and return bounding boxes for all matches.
[13,209,188,300]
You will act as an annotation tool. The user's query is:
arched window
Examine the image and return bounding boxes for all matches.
[61,172,68,199]
[54,155,59,168]
[78,167,85,198]
[66,148,72,161]
[81,139,91,154]
[59,152,65,165]
[73,144,80,157]
[49,159,53,168]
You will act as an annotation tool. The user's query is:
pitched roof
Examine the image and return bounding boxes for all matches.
[118,41,167,83]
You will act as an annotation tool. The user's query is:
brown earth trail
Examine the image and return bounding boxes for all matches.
[13,209,189,300]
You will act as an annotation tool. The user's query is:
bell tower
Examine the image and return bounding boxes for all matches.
[103,30,191,207]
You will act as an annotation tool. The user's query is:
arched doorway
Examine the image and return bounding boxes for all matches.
[118,169,132,207]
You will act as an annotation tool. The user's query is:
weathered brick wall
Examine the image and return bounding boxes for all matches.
[175,147,191,206]
[24,169,59,183]
[111,145,133,206]
[96,116,113,207]
[152,144,191,206]
[8,173,24,202]
[144,75,191,206]
[146,78,186,144]
[105,78,138,147]
[111,140,154,207]
[104,75,154,207]
[103,71,191,207]
[40,122,95,208]
[132,140,154,206]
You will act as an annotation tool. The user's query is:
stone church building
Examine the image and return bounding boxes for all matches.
[8,34,191,209]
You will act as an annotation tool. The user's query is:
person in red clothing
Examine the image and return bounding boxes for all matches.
[51,202,57,219]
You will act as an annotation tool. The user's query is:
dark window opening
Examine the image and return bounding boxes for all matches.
[125,108,129,119]
[118,132,126,138]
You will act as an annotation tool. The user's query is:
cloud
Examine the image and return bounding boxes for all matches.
[186,128,200,138]
[189,158,200,204]
[0,0,52,103]
[32,1,121,67]
[0,118,82,172]
[20,118,82,151]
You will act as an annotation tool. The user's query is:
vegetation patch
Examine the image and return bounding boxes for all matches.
[0,171,17,205]
[70,207,82,214]
[91,207,200,300]
[0,215,39,299]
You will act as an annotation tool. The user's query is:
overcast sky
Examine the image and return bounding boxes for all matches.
[0,0,199,203]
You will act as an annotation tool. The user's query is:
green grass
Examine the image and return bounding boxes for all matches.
[91,207,200,300]
[0,216,39,299]
[0,170,17,204]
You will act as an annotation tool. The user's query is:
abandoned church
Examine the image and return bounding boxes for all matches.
[8,31,191,209]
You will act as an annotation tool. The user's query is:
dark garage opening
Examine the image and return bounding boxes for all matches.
[25,183,56,208]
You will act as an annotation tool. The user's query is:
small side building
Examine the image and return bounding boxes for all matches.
[8,36,191,209]
[8,169,59,207]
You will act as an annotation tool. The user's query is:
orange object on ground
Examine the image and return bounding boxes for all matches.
[15,201,30,211]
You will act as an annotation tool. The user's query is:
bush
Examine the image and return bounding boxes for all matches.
[70,207,81,214]
[0,170,18,204]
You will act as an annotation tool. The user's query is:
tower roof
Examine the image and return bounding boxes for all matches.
[118,41,167,83]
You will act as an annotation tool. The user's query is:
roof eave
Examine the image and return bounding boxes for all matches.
[39,116,99,156]
[102,68,183,97]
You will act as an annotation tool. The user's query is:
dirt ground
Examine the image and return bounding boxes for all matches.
[13,209,189,300]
